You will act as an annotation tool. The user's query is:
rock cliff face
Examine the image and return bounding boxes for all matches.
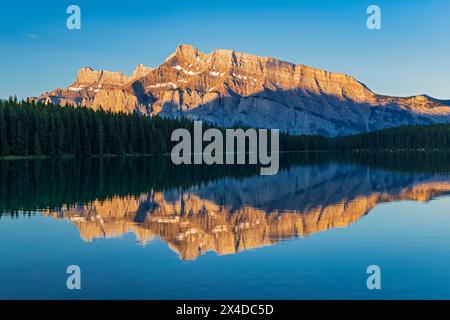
[32,44,450,136]
[44,163,450,260]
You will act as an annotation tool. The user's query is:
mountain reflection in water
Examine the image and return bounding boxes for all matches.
[8,153,446,260]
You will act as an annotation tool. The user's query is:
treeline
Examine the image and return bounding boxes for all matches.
[280,124,450,151]
[332,124,450,150]
[0,98,188,157]
[1,97,450,157]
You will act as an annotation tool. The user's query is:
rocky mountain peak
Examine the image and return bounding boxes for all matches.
[165,44,206,66]
[76,67,96,84]
[75,67,130,87]
[132,63,153,80]
[31,44,450,136]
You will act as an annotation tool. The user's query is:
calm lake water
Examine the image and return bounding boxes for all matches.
[1,153,450,299]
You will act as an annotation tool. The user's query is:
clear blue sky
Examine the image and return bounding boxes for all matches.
[0,0,449,99]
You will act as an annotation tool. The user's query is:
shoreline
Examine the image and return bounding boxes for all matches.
[2,149,450,161]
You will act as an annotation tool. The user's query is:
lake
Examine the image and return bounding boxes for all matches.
[1,152,450,299]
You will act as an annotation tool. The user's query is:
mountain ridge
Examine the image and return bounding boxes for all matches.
[31,44,450,136]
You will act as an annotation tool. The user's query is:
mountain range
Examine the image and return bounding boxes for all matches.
[32,44,450,136]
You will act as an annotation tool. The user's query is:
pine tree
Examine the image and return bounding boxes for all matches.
[55,113,65,156]
[72,114,82,156]
[33,132,42,156]
[16,119,27,155]
[0,110,8,156]
[151,125,167,154]
[96,117,104,156]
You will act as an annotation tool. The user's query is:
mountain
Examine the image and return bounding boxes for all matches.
[31,44,450,136]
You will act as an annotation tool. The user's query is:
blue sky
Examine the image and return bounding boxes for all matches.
[0,0,449,99]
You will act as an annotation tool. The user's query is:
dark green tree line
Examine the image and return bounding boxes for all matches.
[1,97,450,158]
[0,98,194,157]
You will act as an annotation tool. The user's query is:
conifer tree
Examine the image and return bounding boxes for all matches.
[0,110,8,156]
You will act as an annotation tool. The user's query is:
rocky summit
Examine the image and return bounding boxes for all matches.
[32,44,450,136]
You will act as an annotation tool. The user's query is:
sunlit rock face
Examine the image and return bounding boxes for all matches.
[43,163,450,260]
[31,44,450,136]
